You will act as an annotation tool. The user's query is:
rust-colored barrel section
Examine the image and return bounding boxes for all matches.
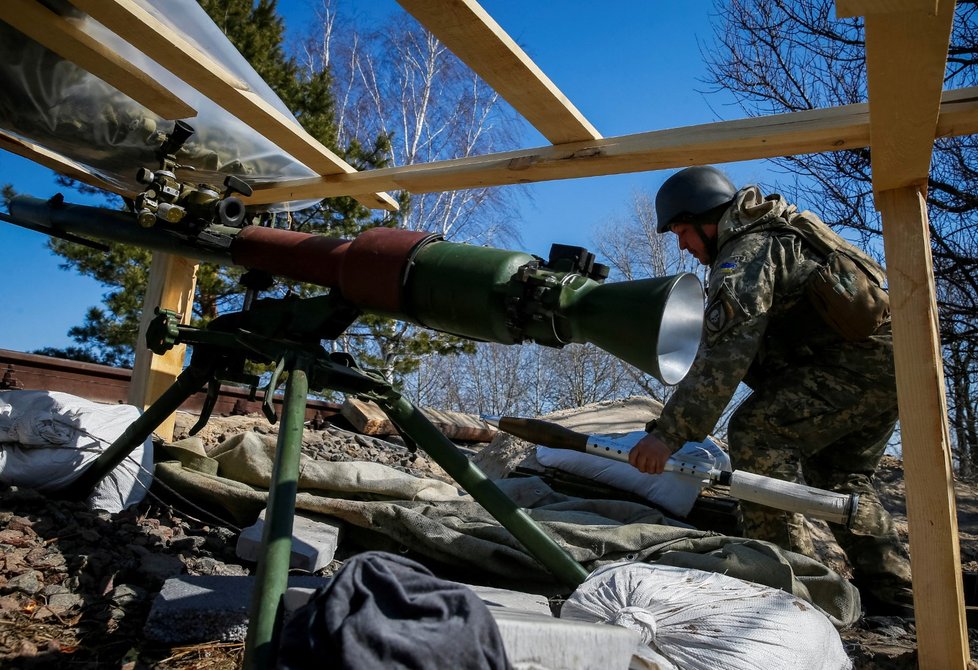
[339,228,440,313]
[230,226,439,314]
[231,226,351,288]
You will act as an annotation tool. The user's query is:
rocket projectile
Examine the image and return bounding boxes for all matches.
[492,416,590,453]
[487,415,634,462]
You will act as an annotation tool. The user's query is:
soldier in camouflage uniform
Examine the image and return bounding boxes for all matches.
[629,165,914,617]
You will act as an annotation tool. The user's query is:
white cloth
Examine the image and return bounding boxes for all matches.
[0,390,153,512]
[536,432,730,517]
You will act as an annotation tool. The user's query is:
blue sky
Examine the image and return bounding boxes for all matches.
[0,0,779,353]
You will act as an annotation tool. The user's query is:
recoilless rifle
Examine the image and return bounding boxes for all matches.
[1,119,707,667]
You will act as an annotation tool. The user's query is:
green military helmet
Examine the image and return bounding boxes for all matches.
[655,165,737,233]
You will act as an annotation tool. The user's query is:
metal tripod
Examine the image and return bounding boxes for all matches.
[63,294,589,669]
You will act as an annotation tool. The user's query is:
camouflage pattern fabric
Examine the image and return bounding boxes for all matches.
[652,185,912,600]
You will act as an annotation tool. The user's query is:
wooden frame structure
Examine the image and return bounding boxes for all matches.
[1,1,972,667]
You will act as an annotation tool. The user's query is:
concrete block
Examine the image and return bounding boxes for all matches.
[145,574,639,670]
[143,575,326,643]
[462,582,552,616]
[494,609,639,670]
[235,509,342,573]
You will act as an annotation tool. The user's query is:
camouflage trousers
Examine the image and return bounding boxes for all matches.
[728,346,912,592]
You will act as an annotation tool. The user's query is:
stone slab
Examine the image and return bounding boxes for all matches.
[283,580,552,617]
[235,509,342,573]
[143,575,324,643]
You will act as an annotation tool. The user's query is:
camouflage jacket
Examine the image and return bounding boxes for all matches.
[652,186,891,450]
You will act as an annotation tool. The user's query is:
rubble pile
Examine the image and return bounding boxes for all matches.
[0,487,246,668]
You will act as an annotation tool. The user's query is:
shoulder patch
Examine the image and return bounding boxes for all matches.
[704,299,730,333]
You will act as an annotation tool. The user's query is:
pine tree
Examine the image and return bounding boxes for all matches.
[46,0,390,365]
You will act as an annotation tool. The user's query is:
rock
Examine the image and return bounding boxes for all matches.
[170,535,207,552]
[48,592,83,610]
[8,516,35,534]
[138,553,185,582]
[15,640,38,657]
[109,584,147,608]
[186,556,250,577]
[0,529,28,547]
[5,571,42,595]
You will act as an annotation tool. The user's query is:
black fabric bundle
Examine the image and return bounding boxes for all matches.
[278,551,513,670]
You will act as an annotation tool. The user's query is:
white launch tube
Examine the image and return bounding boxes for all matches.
[584,435,858,526]
[727,470,858,526]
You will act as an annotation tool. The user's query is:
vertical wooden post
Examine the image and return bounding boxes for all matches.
[128,252,198,442]
[877,186,969,669]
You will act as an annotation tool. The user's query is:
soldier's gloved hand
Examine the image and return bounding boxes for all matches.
[628,433,672,475]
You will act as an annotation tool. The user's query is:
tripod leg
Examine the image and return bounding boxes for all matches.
[61,362,214,500]
[243,358,309,670]
[373,393,589,589]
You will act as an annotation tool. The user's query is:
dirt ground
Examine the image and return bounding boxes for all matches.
[0,408,977,669]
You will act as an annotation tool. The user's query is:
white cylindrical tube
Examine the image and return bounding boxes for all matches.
[728,470,858,526]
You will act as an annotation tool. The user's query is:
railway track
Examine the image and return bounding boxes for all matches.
[0,348,341,423]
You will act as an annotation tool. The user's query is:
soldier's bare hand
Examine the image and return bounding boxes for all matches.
[629,434,672,474]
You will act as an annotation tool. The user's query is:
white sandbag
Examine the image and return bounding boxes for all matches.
[562,562,852,670]
[536,433,730,517]
[0,390,153,512]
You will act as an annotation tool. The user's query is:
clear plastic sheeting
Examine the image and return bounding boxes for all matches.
[562,562,853,670]
[0,0,320,210]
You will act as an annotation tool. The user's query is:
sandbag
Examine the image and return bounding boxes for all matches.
[562,561,852,670]
[0,390,153,512]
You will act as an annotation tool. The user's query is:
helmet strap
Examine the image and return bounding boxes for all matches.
[690,200,731,265]
[692,221,718,265]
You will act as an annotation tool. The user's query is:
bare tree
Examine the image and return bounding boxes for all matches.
[591,191,707,400]
[445,344,535,416]
[401,350,457,409]
[703,0,978,466]
[302,0,522,244]
[594,191,675,281]
[588,190,757,437]
[289,0,535,386]
[534,344,636,410]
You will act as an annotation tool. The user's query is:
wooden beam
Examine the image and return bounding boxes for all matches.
[0,131,133,197]
[0,0,195,121]
[862,2,966,667]
[341,397,496,441]
[878,187,969,669]
[864,0,955,191]
[67,0,399,212]
[243,87,978,206]
[395,0,600,144]
[837,0,938,18]
[128,252,198,442]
